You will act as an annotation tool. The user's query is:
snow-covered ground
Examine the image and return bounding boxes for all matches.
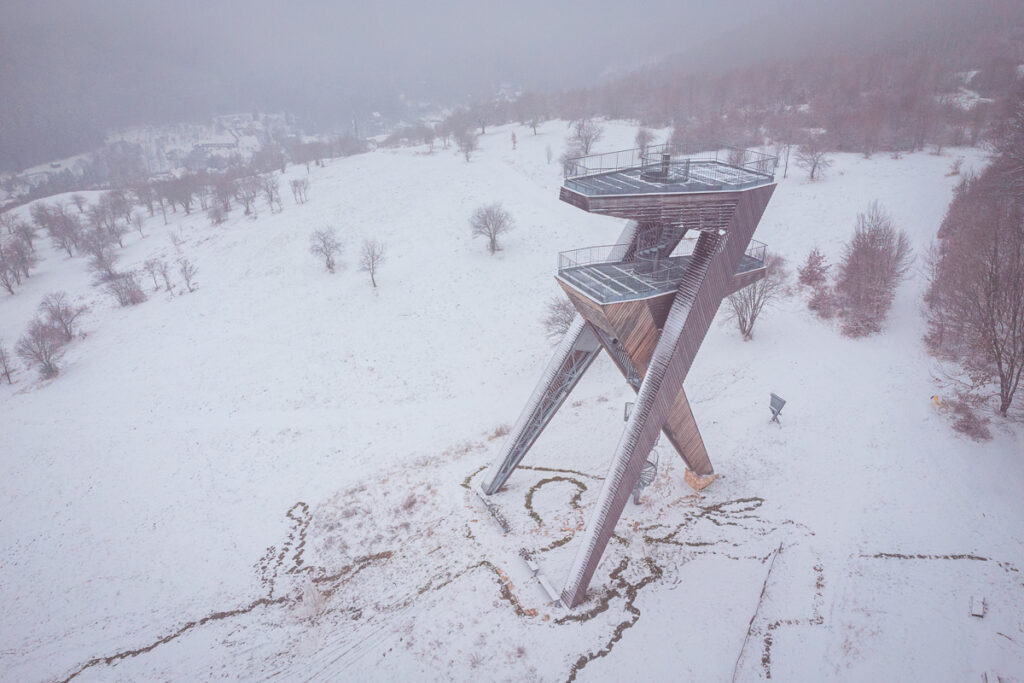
[1,122,1021,683]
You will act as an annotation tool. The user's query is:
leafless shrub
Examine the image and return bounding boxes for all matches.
[16,318,65,378]
[310,228,342,273]
[399,492,419,513]
[797,248,829,288]
[39,292,86,342]
[488,423,510,440]
[208,203,228,226]
[0,339,13,383]
[470,202,513,255]
[70,194,88,213]
[946,158,963,176]
[178,258,198,292]
[107,271,147,306]
[948,400,992,441]
[359,239,386,287]
[726,252,788,340]
[169,230,185,252]
[835,201,913,337]
[808,285,839,319]
[542,296,575,341]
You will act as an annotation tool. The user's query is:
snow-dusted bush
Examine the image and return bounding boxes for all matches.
[797,248,829,288]
[39,291,86,342]
[107,271,147,306]
[16,318,65,378]
[835,201,912,337]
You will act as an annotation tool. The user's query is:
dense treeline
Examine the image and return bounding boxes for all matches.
[925,86,1024,418]
[432,2,1024,156]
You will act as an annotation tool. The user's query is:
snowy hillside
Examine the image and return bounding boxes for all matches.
[1,122,1022,682]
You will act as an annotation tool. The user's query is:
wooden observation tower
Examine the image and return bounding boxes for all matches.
[481,144,778,608]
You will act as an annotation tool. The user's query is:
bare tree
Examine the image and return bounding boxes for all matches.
[310,228,342,273]
[6,237,38,280]
[82,229,119,281]
[260,173,283,213]
[235,176,261,216]
[796,137,834,181]
[571,118,604,155]
[835,201,913,337]
[178,258,198,292]
[470,202,514,255]
[726,253,788,340]
[131,211,146,238]
[14,221,36,251]
[635,127,654,156]
[157,259,174,293]
[797,247,829,288]
[542,297,576,341]
[107,271,147,306]
[143,259,162,290]
[290,178,310,204]
[455,129,478,162]
[0,339,13,383]
[16,318,65,378]
[0,261,17,295]
[0,212,16,235]
[359,239,386,287]
[39,292,86,342]
[70,194,88,213]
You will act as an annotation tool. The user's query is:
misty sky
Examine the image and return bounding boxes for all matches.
[0,0,979,170]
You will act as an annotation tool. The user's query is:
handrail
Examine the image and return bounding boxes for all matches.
[563,143,777,181]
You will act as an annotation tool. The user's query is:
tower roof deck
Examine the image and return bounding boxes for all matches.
[557,239,766,304]
[563,143,776,197]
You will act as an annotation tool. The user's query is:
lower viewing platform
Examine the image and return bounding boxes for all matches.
[557,239,766,304]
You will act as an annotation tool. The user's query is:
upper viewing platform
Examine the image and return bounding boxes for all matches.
[562,144,777,198]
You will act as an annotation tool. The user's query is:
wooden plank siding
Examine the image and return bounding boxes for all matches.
[561,183,777,608]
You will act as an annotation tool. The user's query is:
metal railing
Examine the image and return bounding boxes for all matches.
[563,143,778,181]
[557,243,628,271]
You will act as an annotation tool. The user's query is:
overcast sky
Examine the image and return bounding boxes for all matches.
[0,0,984,169]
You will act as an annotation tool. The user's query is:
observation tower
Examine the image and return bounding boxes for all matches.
[481,143,778,607]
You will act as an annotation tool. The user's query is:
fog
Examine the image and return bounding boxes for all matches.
[0,0,988,170]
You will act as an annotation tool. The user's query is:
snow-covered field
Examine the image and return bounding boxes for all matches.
[1,122,1021,682]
